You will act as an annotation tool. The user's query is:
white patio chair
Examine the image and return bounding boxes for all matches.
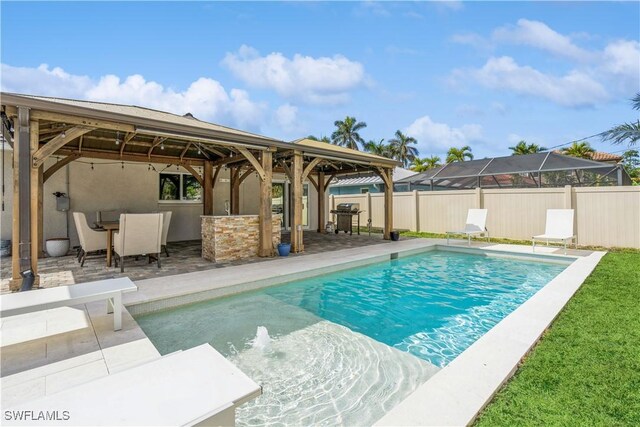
[113,213,163,272]
[73,212,107,266]
[532,209,576,254]
[160,211,172,257]
[446,209,489,246]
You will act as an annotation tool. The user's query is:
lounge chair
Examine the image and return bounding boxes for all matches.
[73,212,107,266]
[446,209,489,246]
[160,211,172,257]
[532,209,576,254]
[113,213,163,272]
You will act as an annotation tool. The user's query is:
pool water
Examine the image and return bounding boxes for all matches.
[136,250,567,426]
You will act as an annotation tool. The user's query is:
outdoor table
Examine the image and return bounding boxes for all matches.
[96,221,119,267]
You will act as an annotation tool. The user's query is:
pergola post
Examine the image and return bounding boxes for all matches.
[291,151,304,252]
[379,167,394,240]
[229,166,240,215]
[203,161,213,215]
[317,170,325,233]
[32,122,43,260]
[258,150,273,257]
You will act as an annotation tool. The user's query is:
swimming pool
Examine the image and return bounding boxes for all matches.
[136,249,568,425]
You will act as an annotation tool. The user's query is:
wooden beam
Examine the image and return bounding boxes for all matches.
[78,135,83,152]
[291,151,304,253]
[33,125,95,167]
[307,175,318,192]
[302,158,322,181]
[258,150,273,257]
[28,110,135,133]
[237,147,266,181]
[324,173,336,192]
[317,170,326,233]
[119,131,137,158]
[382,168,393,240]
[230,167,241,215]
[11,118,21,286]
[210,155,247,168]
[179,142,191,160]
[203,161,213,216]
[30,121,42,274]
[238,167,254,184]
[181,164,203,186]
[147,136,167,158]
[56,148,204,166]
[212,165,222,190]
[280,160,293,180]
[43,154,81,183]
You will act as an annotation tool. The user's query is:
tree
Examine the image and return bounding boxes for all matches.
[509,140,547,155]
[562,141,595,159]
[600,92,640,146]
[410,155,441,172]
[446,146,473,163]
[389,130,419,168]
[363,139,393,158]
[307,135,330,143]
[622,149,640,185]
[331,116,367,150]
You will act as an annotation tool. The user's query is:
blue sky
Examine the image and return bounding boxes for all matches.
[2,1,639,160]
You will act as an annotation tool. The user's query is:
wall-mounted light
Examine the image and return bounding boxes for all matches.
[90,163,94,170]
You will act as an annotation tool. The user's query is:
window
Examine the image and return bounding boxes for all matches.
[360,188,369,194]
[159,173,202,202]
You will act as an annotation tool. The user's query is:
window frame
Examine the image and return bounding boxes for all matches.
[158,172,203,204]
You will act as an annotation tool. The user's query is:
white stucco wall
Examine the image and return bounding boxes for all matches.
[0,151,323,248]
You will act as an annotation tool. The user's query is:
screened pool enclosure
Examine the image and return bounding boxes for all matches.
[398,152,630,190]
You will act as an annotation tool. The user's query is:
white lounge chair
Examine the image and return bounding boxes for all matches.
[160,210,172,257]
[533,209,576,254]
[446,209,489,246]
[113,213,163,272]
[73,212,107,266]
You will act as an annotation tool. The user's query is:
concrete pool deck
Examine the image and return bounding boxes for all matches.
[1,238,604,425]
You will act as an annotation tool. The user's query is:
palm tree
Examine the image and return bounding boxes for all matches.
[562,141,595,159]
[307,135,330,143]
[601,92,640,146]
[331,116,367,150]
[363,139,393,157]
[389,130,419,168]
[509,140,547,155]
[410,155,441,172]
[446,146,473,163]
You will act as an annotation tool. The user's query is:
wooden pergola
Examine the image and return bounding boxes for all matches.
[1,93,399,290]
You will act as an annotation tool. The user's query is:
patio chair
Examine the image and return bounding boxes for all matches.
[446,209,489,246]
[532,209,576,254]
[73,212,107,266]
[160,211,172,257]
[113,213,163,272]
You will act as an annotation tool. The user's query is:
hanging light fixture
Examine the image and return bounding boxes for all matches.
[115,131,121,146]
[90,163,94,170]
[121,162,124,169]
[60,130,66,139]
[160,142,165,150]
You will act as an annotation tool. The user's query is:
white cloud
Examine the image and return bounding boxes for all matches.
[273,103,300,134]
[221,45,366,105]
[1,63,266,130]
[405,115,482,153]
[493,19,593,62]
[452,56,609,107]
[450,33,494,51]
[600,39,640,91]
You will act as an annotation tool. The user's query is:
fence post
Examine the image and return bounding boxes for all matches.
[564,185,572,209]
[413,190,419,232]
[475,187,483,209]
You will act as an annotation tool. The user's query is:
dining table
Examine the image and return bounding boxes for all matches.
[95,221,119,267]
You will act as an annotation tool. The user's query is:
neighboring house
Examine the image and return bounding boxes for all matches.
[328,167,421,195]
[553,150,623,164]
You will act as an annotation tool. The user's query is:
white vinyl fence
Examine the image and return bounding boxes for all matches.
[331,186,640,249]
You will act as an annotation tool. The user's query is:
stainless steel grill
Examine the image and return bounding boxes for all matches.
[330,203,362,235]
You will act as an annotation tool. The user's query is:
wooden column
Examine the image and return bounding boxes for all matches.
[258,151,273,257]
[317,170,325,233]
[291,151,304,252]
[37,165,44,257]
[203,161,213,215]
[10,117,22,288]
[30,120,41,270]
[229,166,238,214]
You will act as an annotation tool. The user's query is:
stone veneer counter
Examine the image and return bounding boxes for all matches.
[201,215,281,262]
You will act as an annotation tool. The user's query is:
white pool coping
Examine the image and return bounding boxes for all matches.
[375,245,605,426]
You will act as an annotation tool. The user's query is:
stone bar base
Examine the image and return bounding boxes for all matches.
[201,215,281,262]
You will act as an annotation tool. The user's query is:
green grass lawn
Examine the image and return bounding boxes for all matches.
[474,251,640,426]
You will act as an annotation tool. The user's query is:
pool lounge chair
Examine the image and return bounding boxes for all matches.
[446,209,489,246]
[532,209,576,254]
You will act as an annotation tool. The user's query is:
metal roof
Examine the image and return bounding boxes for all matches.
[330,167,415,187]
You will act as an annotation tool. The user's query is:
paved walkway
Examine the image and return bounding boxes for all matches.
[0,232,389,294]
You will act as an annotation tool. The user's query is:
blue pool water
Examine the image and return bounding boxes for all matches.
[136,250,567,425]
